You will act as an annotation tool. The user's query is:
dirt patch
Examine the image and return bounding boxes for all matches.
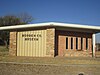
[0,46,100,75]
[0,56,100,75]
[0,63,100,75]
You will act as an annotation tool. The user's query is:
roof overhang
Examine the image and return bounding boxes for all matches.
[0,22,100,33]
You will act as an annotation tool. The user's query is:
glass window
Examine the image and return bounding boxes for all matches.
[86,38,88,50]
[66,37,68,49]
[71,38,73,49]
[76,37,78,50]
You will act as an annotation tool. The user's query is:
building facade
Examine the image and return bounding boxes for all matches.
[0,22,100,57]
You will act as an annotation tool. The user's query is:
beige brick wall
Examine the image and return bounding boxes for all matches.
[9,32,17,56]
[46,28,55,57]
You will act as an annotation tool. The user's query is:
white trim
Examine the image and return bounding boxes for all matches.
[92,34,96,57]
[0,22,100,31]
[0,22,51,30]
[52,22,100,30]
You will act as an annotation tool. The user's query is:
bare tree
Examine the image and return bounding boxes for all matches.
[0,13,34,48]
[0,15,21,26]
[17,13,34,24]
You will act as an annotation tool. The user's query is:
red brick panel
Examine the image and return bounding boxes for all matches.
[56,30,92,57]
[78,37,81,50]
[88,38,92,52]
[68,37,71,50]
[73,37,76,50]
[58,36,66,56]
[83,38,86,50]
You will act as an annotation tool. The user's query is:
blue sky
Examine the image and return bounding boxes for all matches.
[0,0,100,42]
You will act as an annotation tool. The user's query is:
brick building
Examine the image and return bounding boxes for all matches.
[0,22,100,57]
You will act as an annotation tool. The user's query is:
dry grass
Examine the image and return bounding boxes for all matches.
[0,46,100,75]
[0,56,100,65]
[0,46,100,65]
[0,60,100,75]
[96,51,100,57]
[0,46,9,56]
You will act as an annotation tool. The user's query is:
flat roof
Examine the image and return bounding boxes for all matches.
[0,22,100,33]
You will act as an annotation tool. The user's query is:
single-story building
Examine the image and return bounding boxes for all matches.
[0,22,100,57]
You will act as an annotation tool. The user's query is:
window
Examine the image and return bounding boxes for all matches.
[86,38,88,50]
[76,37,78,50]
[71,38,73,49]
[81,37,83,50]
[66,37,68,49]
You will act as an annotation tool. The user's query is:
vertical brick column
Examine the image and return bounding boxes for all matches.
[68,37,71,50]
[83,38,86,50]
[88,38,92,52]
[46,28,55,57]
[73,37,76,50]
[9,32,17,56]
[58,36,66,56]
[78,37,81,50]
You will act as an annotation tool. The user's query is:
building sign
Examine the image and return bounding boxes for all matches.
[22,34,42,41]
